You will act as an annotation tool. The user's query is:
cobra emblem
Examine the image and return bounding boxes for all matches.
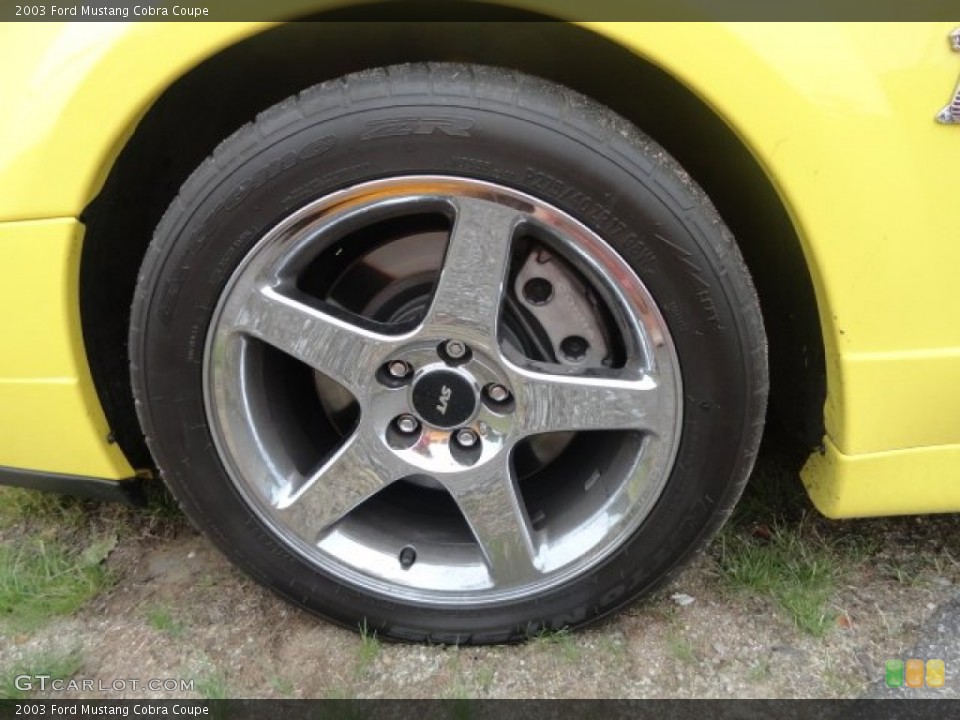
[936,28,960,124]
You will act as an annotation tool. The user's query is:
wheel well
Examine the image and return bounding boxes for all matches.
[80,10,826,470]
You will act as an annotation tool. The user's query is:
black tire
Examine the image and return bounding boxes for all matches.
[129,64,767,644]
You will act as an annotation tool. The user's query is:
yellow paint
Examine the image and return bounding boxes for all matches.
[0,219,134,479]
[0,22,269,222]
[803,438,960,518]
[587,22,960,456]
[0,19,958,514]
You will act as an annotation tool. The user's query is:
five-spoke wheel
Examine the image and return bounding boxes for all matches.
[205,177,680,601]
[131,64,766,642]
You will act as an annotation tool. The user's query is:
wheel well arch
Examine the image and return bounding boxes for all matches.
[80,10,825,469]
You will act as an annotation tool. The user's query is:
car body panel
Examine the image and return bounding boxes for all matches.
[1,18,958,515]
[804,438,960,518]
[0,22,268,222]
[0,218,134,479]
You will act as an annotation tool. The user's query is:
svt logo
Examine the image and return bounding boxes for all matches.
[436,386,452,415]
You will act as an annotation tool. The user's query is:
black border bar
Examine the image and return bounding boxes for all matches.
[1,0,958,22]
[1,700,959,719]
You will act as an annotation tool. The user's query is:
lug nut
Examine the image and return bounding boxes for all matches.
[454,428,478,448]
[395,414,419,435]
[487,384,511,403]
[387,360,410,379]
[444,340,467,359]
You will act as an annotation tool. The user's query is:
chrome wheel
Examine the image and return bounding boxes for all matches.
[133,65,767,641]
[204,176,682,604]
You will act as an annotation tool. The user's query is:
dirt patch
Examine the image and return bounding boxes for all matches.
[2,446,958,699]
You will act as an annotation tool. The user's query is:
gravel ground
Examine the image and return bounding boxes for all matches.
[2,443,958,700]
[865,595,960,698]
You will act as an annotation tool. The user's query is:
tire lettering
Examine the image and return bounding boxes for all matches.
[361,117,474,140]
[523,167,629,239]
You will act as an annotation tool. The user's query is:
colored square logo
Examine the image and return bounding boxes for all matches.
[927,659,945,688]
[906,659,925,688]
[885,659,904,688]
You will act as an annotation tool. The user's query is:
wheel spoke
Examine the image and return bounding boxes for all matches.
[512,369,668,437]
[226,285,396,398]
[421,197,521,343]
[273,431,405,543]
[445,457,541,586]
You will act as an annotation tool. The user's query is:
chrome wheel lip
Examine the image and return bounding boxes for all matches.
[203,175,683,606]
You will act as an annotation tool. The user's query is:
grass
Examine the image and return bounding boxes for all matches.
[0,535,115,633]
[868,533,959,587]
[666,633,698,665]
[0,481,188,636]
[596,633,628,663]
[530,626,580,662]
[268,674,296,698]
[355,620,380,675]
[0,488,84,528]
[712,441,880,637]
[138,481,187,533]
[473,666,495,692]
[195,667,229,700]
[0,483,180,535]
[0,647,85,699]
[444,680,474,701]
[145,604,185,637]
[638,598,680,624]
[322,684,357,700]
[747,659,771,683]
[197,574,219,589]
[822,657,862,696]
[715,517,840,635]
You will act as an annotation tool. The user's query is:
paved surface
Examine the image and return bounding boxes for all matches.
[865,594,960,698]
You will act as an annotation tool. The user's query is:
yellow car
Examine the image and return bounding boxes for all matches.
[1,16,958,643]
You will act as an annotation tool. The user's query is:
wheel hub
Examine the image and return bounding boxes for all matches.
[411,367,477,428]
[374,342,516,475]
